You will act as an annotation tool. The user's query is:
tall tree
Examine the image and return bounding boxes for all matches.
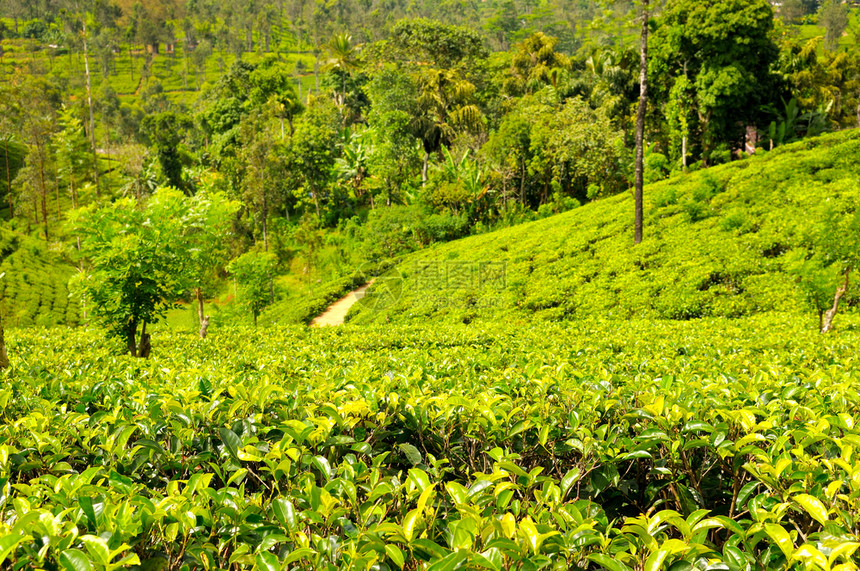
[289,99,341,218]
[323,32,359,106]
[410,68,484,185]
[54,106,91,211]
[634,0,649,245]
[62,1,101,195]
[0,83,22,218]
[239,109,280,250]
[140,112,192,191]
[819,0,849,52]
[16,79,59,240]
[650,0,781,161]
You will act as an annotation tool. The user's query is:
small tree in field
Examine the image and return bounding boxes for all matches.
[228,251,277,326]
[70,187,234,355]
[788,194,860,333]
[184,189,241,337]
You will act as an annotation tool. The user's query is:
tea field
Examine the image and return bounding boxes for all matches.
[349,130,860,327]
[3,315,860,570]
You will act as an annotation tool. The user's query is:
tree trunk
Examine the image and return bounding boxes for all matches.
[0,320,9,370]
[127,318,137,356]
[856,91,860,127]
[138,321,151,358]
[82,19,100,196]
[422,151,430,186]
[196,286,205,324]
[821,267,851,333]
[38,154,49,240]
[682,136,687,169]
[199,316,210,338]
[633,0,649,246]
[520,157,526,204]
[314,54,320,93]
[3,139,12,218]
[196,287,209,338]
[262,191,269,251]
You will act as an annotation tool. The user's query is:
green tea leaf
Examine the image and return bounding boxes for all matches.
[59,549,93,571]
[399,443,422,465]
[794,494,828,526]
[763,523,794,558]
[219,428,242,463]
[254,552,280,571]
[385,544,405,569]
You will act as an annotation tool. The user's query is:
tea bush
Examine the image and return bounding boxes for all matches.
[350,130,860,327]
[0,226,79,326]
[3,316,860,569]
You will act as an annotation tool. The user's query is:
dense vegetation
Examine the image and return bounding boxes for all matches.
[4,1,860,569]
[3,317,860,570]
[2,0,860,330]
[349,129,860,327]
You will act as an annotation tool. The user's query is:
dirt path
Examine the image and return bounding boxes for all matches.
[310,279,375,327]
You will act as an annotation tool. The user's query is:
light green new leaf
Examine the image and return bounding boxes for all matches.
[385,544,405,569]
[255,552,280,571]
[587,553,632,571]
[764,523,794,559]
[60,550,92,571]
[426,549,469,571]
[794,494,828,526]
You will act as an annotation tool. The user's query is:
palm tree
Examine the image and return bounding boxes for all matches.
[410,69,484,185]
[335,130,374,207]
[508,32,570,95]
[324,33,359,106]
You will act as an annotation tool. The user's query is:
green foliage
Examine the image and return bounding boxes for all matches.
[4,317,860,568]
[69,187,229,352]
[819,0,850,51]
[651,0,783,156]
[352,130,860,325]
[139,112,193,190]
[485,93,624,205]
[388,18,489,68]
[227,250,277,325]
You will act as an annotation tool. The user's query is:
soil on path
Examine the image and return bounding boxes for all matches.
[309,279,375,327]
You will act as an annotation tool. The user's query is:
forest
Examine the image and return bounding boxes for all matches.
[1,0,860,331]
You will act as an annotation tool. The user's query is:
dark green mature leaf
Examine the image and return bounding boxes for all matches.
[219,428,242,463]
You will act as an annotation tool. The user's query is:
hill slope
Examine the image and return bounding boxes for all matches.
[0,226,79,326]
[348,130,860,326]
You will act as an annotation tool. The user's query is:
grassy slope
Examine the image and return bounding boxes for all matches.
[348,130,860,326]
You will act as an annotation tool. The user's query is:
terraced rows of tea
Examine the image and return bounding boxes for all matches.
[3,316,860,570]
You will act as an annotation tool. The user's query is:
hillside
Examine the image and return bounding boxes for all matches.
[0,226,79,326]
[348,130,860,326]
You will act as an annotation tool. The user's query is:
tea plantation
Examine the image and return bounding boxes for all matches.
[349,130,860,327]
[4,132,860,569]
[0,226,80,327]
[3,316,860,570]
